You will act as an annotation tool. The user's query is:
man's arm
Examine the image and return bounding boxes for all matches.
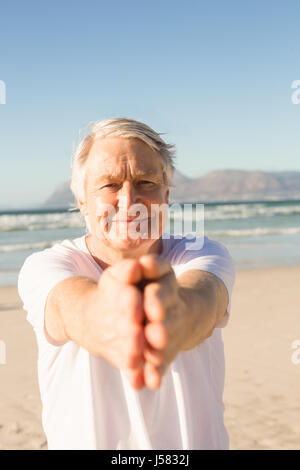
[44,276,98,345]
[44,260,147,389]
[138,255,230,389]
[177,269,229,351]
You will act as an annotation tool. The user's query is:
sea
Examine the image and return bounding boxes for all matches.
[1,200,300,286]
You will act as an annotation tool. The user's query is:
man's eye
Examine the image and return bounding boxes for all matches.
[137,181,155,186]
[102,183,119,189]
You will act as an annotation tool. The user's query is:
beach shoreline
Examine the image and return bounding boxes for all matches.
[0,264,299,450]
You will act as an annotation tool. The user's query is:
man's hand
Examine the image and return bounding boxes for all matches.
[137,255,191,390]
[136,254,229,390]
[84,259,147,389]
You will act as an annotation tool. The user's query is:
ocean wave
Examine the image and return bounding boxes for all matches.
[0,212,85,232]
[171,203,300,221]
[205,226,300,238]
[0,240,61,253]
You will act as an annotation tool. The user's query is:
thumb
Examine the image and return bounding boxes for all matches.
[106,259,143,285]
[139,254,172,280]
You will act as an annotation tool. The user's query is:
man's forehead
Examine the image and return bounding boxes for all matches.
[86,150,163,179]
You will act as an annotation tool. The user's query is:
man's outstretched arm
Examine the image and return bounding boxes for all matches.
[138,255,229,388]
[44,260,147,389]
[177,268,229,351]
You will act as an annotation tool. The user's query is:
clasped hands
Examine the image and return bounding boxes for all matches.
[91,254,191,390]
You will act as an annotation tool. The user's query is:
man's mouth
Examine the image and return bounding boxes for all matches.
[111,218,149,223]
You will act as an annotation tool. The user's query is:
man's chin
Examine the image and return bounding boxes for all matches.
[106,236,151,251]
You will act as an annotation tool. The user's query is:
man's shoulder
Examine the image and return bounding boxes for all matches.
[21,236,87,269]
[162,233,231,262]
[47,236,87,256]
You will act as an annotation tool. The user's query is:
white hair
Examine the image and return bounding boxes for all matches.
[70,118,176,215]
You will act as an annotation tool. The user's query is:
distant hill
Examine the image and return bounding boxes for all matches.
[43,169,300,208]
[44,182,74,209]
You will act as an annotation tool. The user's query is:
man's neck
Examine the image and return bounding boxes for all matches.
[85,235,163,271]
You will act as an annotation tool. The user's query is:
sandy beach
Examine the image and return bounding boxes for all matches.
[0,265,299,450]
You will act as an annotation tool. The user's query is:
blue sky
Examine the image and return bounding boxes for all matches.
[1,0,300,207]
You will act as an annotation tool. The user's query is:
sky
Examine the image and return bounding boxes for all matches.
[1,0,300,207]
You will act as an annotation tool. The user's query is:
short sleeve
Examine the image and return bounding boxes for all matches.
[170,236,236,328]
[18,246,78,341]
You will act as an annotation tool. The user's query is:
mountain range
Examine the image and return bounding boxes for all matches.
[43,169,300,208]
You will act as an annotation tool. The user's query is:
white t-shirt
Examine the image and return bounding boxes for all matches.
[18,233,235,450]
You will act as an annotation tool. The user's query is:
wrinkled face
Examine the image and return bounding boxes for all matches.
[79,137,169,252]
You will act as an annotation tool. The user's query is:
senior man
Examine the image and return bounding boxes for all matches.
[18,118,235,450]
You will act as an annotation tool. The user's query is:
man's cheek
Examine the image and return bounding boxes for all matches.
[94,198,116,240]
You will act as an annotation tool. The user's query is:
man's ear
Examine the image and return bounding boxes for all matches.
[164,188,169,204]
[78,198,88,216]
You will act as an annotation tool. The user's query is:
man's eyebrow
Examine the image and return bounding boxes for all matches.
[133,170,162,180]
[93,174,121,182]
[93,170,162,182]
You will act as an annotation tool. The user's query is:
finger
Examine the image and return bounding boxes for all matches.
[139,254,173,280]
[120,286,144,324]
[144,361,161,389]
[108,259,143,284]
[125,364,145,390]
[143,282,166,322]
[143,344,165,367]
[124,325,145,364]
[144,322,168,350]
[125,352,144,370]
[143,274,176,322]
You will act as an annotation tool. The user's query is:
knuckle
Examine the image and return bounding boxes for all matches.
[123,258,139,273]
[145,348,164,366]
[145,281,161,297]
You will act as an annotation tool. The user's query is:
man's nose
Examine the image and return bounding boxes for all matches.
[117,181,141,212]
